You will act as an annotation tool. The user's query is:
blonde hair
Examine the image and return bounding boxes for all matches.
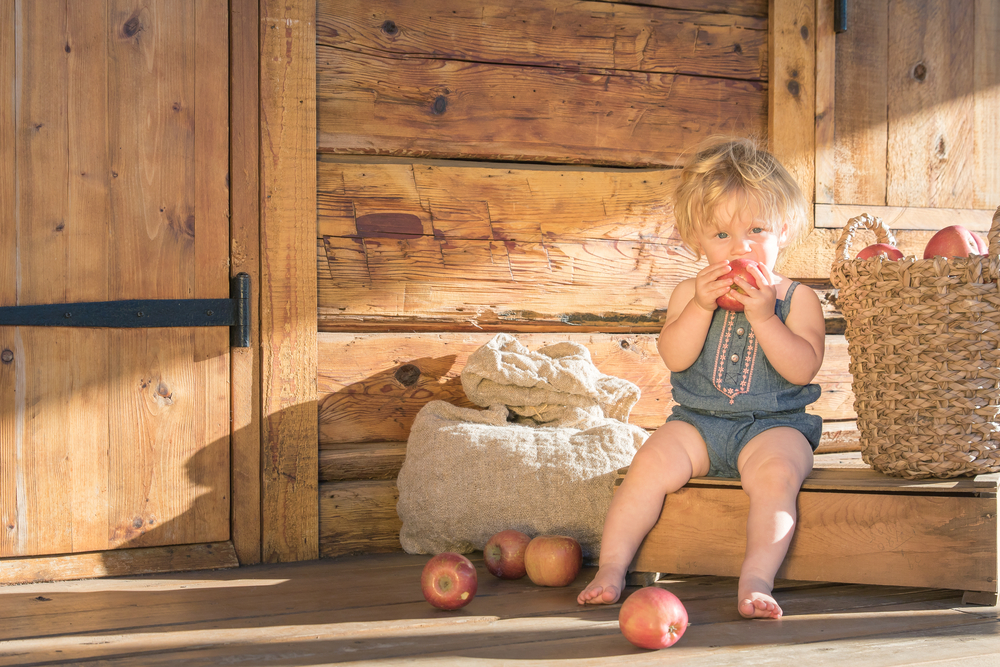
[673,137,808,259]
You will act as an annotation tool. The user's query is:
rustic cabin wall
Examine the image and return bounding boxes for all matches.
[314,0,859,559]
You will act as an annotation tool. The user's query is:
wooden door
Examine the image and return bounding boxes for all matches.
[1,1,231,564]
[813,0,999,243]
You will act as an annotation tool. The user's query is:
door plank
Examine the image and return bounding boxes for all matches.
[832,0,888,206]
[0,0,13,557]
[886,0,975,209]
[974,0,1000,208]
[105,0,230,550]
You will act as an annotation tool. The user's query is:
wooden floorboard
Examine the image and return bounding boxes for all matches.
[1,551,998,665]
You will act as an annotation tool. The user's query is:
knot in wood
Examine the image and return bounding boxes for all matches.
[394,363,421,387]
[432,96,448,115]
[912,62,927,82]
[1,349,12,363]
[381,20,398,36]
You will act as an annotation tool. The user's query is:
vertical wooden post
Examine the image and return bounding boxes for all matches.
[229,0,262,566]
[259,0,318,562]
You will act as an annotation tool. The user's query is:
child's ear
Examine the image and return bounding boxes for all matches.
[778,221,790,246]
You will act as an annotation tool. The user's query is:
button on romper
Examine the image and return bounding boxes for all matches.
[666,281,823,478]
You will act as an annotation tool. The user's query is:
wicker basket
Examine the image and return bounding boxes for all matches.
[830,207,1000,479]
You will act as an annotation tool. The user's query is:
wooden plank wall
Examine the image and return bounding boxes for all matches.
[315,0,858,559]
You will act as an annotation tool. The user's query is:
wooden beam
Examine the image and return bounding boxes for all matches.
[229,0,262,566]
[259,0,318,562]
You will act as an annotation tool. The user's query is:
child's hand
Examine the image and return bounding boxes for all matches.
[730,263,778,324]
[692,261,736,312]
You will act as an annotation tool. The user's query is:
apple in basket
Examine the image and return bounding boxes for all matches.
[524,535,583,587]
[484,529,532,580]
[619,586,689,650]
[421,552,478,610]
[856,243,903,260]
[715,258,759,312]
[923,225,987,259]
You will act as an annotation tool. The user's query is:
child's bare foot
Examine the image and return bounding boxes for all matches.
[577,566,625,605]
[737,576,782,619]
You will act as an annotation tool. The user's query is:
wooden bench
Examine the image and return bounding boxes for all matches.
[615,456,1000,605]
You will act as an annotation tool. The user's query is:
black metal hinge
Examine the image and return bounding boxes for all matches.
[0,272,251,348]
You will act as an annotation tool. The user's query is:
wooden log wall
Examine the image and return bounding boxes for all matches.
[316,0,857,559]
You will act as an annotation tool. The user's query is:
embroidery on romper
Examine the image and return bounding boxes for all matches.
[712,310,757,404]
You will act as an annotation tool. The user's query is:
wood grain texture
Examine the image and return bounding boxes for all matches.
[887,0,975,209]
[317,48,766,167]
[832,0,888,206]
[0,541,238,585]
[3,2,231,563]
[318,0,767,80]
[814,203,996,232]
[260,0,318,563]
[768,0,815,204]
[317,332,855,445]
[633,483,998,593]
[318,158,692,332]
[106,0,230,551]
[320,480,402,558]
[974,0,1000,208]
[4,553,1000,666]
[0,0,13,558]
[813,0,836,204]
[229,0,262,566]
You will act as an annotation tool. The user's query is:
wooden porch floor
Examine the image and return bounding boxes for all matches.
[2,549,999,666]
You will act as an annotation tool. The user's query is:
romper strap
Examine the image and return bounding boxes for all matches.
[778,281,800,322]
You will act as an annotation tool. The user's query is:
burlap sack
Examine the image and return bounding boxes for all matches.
[396,334,648,557]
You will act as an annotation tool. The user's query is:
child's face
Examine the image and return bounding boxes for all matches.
[691,194,787,270]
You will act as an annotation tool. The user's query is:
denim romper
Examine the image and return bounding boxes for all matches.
[666,281,822,478]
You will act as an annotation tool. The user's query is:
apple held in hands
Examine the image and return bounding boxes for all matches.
[619,586,689,650]
[421,552,478,610]
[856,243,903,260]
[484,529,532,580]
[524,535,583,587]
[715,258,759,312]
[923,225,987,259]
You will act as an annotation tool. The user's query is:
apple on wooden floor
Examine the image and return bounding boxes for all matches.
[619,586,689,650]
[484,529,532,580]
[421,552,478,610]
[523,535,582,587]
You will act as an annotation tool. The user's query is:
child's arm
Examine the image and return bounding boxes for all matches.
[657,261,735,372]
[732,267,825,386]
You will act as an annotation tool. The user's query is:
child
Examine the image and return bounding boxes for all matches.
[577,137,826,619]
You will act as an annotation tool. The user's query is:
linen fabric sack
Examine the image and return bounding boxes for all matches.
[396,334,648,557]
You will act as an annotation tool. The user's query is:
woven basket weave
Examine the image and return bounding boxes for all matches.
[830,206,1000,479]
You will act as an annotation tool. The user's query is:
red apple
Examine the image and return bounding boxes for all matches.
[715,258,759,312]
[421,552,478,610]
[856,243,903,260]
[523,535,582,587]
[923,225,988,259]
[619,586,689,650]
[484,529,532,580]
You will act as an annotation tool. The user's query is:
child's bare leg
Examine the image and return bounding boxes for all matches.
[577,421,710,605]
[735,428,813,619]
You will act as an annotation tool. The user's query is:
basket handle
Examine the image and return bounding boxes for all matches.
[835,213,898,261]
